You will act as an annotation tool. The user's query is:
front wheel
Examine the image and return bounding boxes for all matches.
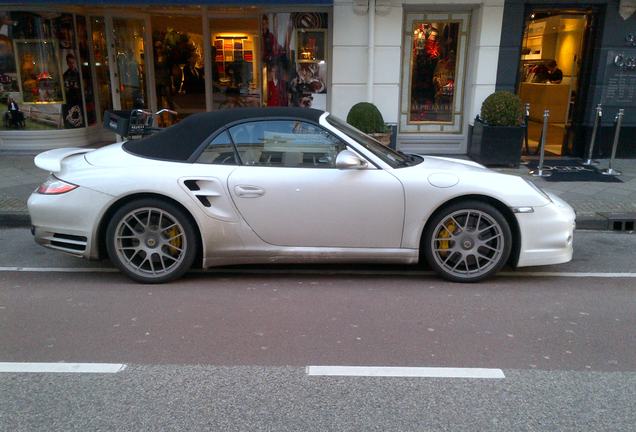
[106,198,197,283]
[423,201,512,283]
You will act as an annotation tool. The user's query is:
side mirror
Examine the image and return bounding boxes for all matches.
[335,150,368,170]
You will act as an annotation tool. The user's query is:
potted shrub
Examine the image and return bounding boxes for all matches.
[468,91,524,167]
[346,102,391,146]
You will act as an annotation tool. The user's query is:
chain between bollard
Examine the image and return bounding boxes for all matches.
[530,108,552,177]
[601,109,624,176]
[583,104,602,166]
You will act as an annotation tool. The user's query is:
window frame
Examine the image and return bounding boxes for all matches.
[196,117,352,169]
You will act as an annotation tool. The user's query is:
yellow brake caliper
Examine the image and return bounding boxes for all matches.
[438,220,456,257]
[166,226,182,257]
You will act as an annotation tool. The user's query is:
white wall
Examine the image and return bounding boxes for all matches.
[332,0,505,152]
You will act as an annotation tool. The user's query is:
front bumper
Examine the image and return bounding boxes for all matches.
[515,192,576,268]
[28,187,113,259]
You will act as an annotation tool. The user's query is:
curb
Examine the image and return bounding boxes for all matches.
[575,214,609,231]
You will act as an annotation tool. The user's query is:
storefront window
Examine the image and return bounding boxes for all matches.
[209,17,260,109]
[0,11,92,130]
[261,12,328,110]
[152,15,205,123]
[409,21,459,123]
[400,12,469,135]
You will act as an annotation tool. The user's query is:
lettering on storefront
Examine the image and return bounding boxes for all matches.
[602,50,636,107]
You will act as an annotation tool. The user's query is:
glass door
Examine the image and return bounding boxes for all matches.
[112,17,147,110]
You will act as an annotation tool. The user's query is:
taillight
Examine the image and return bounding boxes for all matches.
[37,176,78,195]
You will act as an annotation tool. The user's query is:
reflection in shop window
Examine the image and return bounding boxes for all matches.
[112,18,146,111]
[261,12,328,110]
[152,15,204,125]
[409,21,459,123]
[90,16,112,122]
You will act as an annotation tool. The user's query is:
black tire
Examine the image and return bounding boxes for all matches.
[423,200,512,283]
[106,198,197,283]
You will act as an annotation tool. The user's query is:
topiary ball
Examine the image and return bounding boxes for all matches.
[346,102,386,134]
[480,91,523,127]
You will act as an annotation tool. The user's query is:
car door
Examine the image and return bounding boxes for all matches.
[226,119,405,248]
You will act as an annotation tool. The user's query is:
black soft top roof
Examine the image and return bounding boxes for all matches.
[123,107,325,162]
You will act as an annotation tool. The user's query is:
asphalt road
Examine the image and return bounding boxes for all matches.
[1,228,635,431]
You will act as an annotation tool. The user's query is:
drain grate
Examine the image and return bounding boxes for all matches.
[612,220,635,231]
[604,213,636,232]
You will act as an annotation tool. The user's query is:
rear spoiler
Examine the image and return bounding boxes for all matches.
[34,148,95,173]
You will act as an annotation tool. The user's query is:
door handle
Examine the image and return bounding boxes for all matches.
[234,185,265,198]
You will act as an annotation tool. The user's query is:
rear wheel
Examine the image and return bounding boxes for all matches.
[423,201,512,282]
[106,198,197,283]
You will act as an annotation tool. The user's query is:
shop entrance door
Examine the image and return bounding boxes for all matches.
[517,10,594,156]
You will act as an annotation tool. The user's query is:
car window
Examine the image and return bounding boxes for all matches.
[196,131,238,165]
[228,120,347,168]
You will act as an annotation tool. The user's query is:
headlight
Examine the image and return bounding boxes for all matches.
[36,175,78,195]
[524,178,552,202]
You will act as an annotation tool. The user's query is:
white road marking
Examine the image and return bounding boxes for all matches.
[0,267,117,273]
[0,362,126,374]
[1,266,636,278]
[500,271,636,278]
[306,366,505,379]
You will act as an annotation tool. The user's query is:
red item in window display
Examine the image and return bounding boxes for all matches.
[413,23,440,59]
[267,78,287,106]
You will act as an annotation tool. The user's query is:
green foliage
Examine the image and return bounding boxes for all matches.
[346,102,387,134]
[480,91,523,127]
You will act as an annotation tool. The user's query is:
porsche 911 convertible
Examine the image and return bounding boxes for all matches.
[28,107,575,283]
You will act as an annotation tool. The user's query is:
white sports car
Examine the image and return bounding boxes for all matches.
[28,108,575,283]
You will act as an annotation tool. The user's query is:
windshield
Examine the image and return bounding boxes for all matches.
[326,115,421,168]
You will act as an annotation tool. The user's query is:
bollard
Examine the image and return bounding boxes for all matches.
[523,102,531,155]
[583,104,602,166]
[601,109,624,176]
[530,109,552,177]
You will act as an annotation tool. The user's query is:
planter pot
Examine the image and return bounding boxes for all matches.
[468,118,524,167]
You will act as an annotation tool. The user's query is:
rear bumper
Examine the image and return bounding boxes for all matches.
[516,193,575,267]
[27,187,112,259]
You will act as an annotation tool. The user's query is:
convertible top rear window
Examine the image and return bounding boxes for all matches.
[123,108,324,162]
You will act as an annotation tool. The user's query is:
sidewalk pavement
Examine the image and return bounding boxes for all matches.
[0,148,634,230]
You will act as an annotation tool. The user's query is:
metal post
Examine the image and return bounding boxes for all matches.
[601,109,624,176]
[530,109,552,177]
[583,104,602,166]
[523,102,530,155]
